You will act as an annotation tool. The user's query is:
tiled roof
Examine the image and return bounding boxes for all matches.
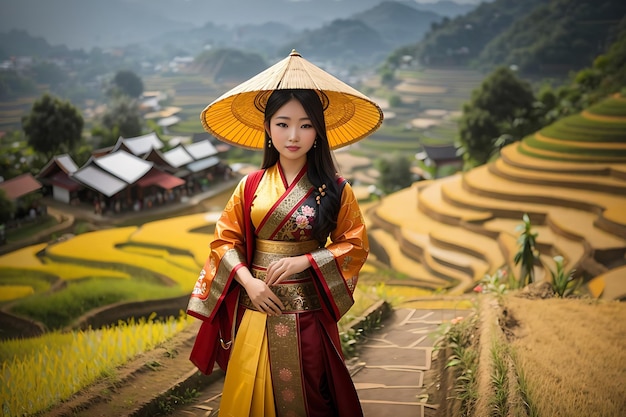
[0,173,42,200]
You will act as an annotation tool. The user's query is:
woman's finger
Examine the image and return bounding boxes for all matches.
[267,293,285,311]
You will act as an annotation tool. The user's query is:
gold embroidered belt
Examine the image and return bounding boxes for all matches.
[240,239,322,313]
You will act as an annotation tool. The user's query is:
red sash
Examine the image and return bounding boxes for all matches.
[189,170,265,374]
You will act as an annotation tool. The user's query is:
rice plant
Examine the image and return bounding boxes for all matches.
[0,312,191,417]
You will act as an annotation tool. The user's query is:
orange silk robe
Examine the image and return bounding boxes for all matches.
[187,163,368,417]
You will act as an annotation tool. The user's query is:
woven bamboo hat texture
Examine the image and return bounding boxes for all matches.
[200,50,384,150]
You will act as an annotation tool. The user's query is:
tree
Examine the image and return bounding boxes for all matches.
[22,93,84,160]
[31,61,68,86]
[0,70,37,99]
[111,70,144,98]
[92,96,143,147]
[0,131,32,179]
[0,189,14,224]
[457,66,541,168]
[376,154,413,194]
[379,64,395,87]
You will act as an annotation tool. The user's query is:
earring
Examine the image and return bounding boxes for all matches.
[268,139,272,148]
[314,140,317,148]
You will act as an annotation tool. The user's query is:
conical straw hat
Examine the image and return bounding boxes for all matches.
[201,50,384,150]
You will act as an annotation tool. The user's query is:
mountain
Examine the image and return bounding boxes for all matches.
[192,48,268,82]
[145,21,297,59]
[354,1,441,46]
[410,0,478,17]
[283,19,390,66]
[413,0,545,67]
[0,0,482,51]
[281,1,443,65]
[126,0,389,27]
[0,30,74,60]
[405,0,626,77]
[0,0,191,50]
[477,0,626,75]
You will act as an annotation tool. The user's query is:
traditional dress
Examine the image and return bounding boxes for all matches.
[187,163,368,417]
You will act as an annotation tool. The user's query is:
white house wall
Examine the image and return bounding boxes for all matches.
[52,186,70,204]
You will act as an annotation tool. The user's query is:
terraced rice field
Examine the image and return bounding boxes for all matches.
[0,213,220,315]
[366,93,626,300]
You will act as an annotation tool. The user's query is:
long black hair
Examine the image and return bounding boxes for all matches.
[261,89,341,245]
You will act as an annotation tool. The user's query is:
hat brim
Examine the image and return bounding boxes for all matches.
[200,51,384,150]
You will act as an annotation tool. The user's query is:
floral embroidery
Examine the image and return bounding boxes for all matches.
[275,204,316,241]
[191,269,207,295]
[295,215,309,229]
[294,205,314,230]
[282,388,295,402]
[279,368,293,381]
[274,322,290,337]
[301,205,315,217]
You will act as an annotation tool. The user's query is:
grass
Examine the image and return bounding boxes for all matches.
[586,96,626,117]
[9,278,182,330]
[540,115,626,142]
[489,340,509,417]
[438,311,480,416]
[523,135,626,156]
[5,215,59,242]
[0,268,55,299]
[0,313,192,417]
[541,124,626,142]
[564,113,626,129]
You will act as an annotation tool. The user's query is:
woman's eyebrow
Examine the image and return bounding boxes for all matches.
[275,115,311,121]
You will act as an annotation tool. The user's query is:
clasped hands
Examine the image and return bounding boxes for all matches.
[244,255,311,316]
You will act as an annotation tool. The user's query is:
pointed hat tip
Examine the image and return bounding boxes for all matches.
[290,49,301,57]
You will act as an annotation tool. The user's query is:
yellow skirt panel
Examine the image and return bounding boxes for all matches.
[219,310,275,417]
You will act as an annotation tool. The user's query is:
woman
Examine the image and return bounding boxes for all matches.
[187,51,383,417]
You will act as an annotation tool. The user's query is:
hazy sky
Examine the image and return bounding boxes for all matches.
[0,0,489,50]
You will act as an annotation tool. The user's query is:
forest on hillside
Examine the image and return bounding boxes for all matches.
[388,0,626,78]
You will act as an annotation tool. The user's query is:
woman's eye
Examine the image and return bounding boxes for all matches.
[301,124,313,129]
[276,122,287,127]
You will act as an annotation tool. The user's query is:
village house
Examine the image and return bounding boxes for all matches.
[0,173,46,242]
[36,131,232,216]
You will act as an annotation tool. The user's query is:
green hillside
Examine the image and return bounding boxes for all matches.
[393,0,626,78]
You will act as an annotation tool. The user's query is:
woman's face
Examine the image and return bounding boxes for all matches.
[266,98,317,166]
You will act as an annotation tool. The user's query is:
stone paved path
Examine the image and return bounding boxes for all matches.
[169,307,470,417]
